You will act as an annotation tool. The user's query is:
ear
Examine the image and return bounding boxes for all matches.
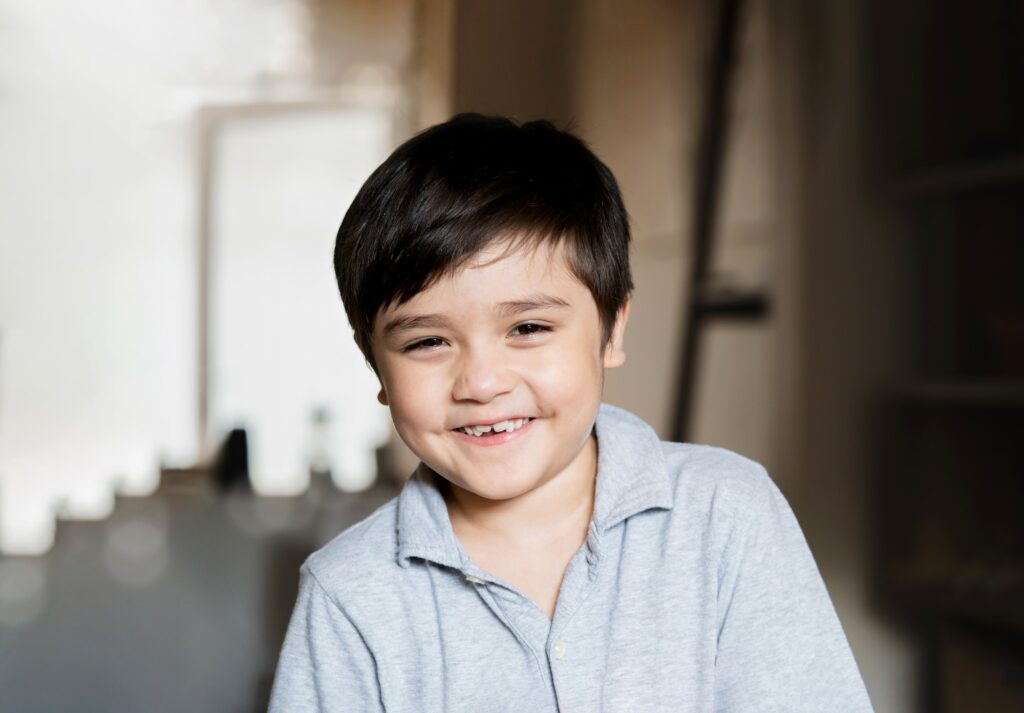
[602,300,631,369]
[377,386,389,406]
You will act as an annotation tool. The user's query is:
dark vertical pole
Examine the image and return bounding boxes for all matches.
[672,0,746,442]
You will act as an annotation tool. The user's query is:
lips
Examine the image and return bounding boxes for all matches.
[454,417,534,437]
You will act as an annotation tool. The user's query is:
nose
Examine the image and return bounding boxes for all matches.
[451,345,515,403]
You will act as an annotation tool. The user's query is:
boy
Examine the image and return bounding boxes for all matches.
[269,114,873,711]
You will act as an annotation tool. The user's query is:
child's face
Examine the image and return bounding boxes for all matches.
[370,241,629,503]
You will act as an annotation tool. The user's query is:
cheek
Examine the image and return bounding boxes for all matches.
[390,385,430,422]
[384,364,448,427]
[387,399,439,457]
[523,339,604,400]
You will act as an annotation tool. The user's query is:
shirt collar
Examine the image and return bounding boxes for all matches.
[395,465,467,571]
[590,403,675,531]
[396,402,675,570]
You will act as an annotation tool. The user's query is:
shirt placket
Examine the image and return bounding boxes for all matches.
[461,568,559,708]
[546,526,603,712]
[450,525,605,712]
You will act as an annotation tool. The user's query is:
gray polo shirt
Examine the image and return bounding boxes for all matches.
[269,403,873,712]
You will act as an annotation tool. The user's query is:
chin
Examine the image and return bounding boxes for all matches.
[455,471,546,502]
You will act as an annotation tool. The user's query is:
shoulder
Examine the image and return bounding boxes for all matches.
[302,496,403,605]
[662,440,776,507]
[597,403,782,529]
[658,440,807,569]
[662,440,789,534]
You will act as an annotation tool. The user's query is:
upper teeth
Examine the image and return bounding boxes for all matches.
[459,418,531,436]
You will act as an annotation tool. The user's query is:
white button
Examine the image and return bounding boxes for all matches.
[552,640,567,660]
[465,575,486,585]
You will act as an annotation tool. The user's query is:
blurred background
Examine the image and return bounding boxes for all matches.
[0,0,1021,710]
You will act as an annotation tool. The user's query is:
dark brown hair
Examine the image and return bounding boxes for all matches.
[334,113,633,368]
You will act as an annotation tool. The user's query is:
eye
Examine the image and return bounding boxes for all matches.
[509,322,552,338]
[402,337,447,352]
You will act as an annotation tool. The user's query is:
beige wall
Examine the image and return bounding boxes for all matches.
[453,0,580,123]
[571,0,698,443]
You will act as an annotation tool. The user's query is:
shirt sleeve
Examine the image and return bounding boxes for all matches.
[268,564,384,713]
[713,469,874,712]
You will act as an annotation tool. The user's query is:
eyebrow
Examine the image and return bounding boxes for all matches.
[382,313,454,338]
[382,293,571,338]
[495,293,571,317]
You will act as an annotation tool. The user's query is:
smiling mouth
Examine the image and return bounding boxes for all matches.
[454,417,534,437]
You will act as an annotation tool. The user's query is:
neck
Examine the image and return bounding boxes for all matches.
[444,434,598,549]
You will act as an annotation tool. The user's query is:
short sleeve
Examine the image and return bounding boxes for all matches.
[713,469,874,712]
[268,565,384,713]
